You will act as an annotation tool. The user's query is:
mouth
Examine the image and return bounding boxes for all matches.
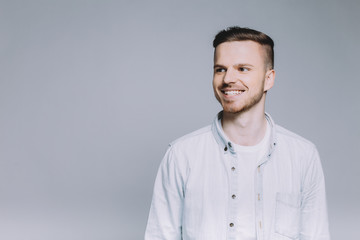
[221,90,245,96]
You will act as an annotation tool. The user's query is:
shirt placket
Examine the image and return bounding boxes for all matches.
[255,142,276,240]
[225,143,239,240]
[255,162,264,240]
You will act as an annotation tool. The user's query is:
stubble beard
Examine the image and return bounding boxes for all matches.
[216,84,265,115]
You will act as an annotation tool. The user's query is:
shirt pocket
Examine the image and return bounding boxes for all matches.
[275,192,301,239]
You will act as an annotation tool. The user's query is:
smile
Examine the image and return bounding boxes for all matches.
[222,90,244,95]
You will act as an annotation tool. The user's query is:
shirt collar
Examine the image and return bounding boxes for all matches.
[211,111,278,157]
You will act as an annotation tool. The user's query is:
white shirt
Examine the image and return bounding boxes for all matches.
[145,112,330,240]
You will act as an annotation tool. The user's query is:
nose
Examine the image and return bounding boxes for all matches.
[223,68,236,84]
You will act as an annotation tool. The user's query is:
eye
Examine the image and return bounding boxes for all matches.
[239,67,249,72]
[215,68,226,73]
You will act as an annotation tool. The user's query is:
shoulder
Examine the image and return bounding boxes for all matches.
[275,124,316,149]
[161,125,213,173]
[168,125,213,150]
[273,124,324,182]
[275,125,317,159]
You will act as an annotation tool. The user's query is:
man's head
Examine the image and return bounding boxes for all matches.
[212,26,275,114]
[213,26,274,70]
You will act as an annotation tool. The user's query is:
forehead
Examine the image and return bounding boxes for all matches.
[214,41,266,65]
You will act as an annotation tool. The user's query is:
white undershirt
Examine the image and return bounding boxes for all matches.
[231,120,271,240]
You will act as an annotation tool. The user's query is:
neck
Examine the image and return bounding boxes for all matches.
[221,102,267,146]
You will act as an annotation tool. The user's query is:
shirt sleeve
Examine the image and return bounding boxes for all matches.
[300,146,331,240]
[145,145,185,240]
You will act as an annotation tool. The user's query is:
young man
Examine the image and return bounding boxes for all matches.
[145,27,330,240]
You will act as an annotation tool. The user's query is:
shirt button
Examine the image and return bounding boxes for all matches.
[232,194,236,199]
[229,223,234,227]
[231,167,235,171]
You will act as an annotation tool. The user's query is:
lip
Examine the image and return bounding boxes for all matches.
[220,89,245,96]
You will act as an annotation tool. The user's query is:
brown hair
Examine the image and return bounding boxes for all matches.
[213,26,274,69]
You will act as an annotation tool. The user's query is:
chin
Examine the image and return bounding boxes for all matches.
[221,99,260,114]
[222,103,246,114]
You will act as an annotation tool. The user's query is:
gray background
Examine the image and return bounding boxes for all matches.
[1,0,359,239]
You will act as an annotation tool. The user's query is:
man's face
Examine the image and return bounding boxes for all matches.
[213,41,274,114]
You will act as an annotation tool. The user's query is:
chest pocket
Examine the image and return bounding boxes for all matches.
[275,192,301,239]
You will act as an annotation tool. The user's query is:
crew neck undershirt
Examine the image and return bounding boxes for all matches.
[233,120,271,155]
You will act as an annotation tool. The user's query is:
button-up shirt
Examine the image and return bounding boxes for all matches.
[145,112,330,240]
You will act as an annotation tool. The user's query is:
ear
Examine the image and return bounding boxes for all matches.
[264,69,275,92]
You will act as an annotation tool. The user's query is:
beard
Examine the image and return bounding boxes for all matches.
[222,91,264,114]
[215,82,265,114]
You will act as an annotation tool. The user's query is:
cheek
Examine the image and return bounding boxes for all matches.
[212,77,220,88]
[248,74,265,87]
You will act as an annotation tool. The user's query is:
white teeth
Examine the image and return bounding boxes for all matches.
[224,90,242,95]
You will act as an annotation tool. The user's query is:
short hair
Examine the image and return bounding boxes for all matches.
[213,26,274,69]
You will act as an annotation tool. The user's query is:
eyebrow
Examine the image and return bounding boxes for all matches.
[234,63,255,68]
[213,63,255,69]
[213,64,225,69]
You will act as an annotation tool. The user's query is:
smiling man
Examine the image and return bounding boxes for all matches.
[145,27,330,240]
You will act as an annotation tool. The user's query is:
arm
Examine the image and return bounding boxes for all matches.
[145,146,185,240]
[300,147,330,240]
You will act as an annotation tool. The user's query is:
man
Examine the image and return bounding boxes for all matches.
[145,27,330,240]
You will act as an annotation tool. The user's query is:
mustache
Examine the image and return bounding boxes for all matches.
[220,83,247,90]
